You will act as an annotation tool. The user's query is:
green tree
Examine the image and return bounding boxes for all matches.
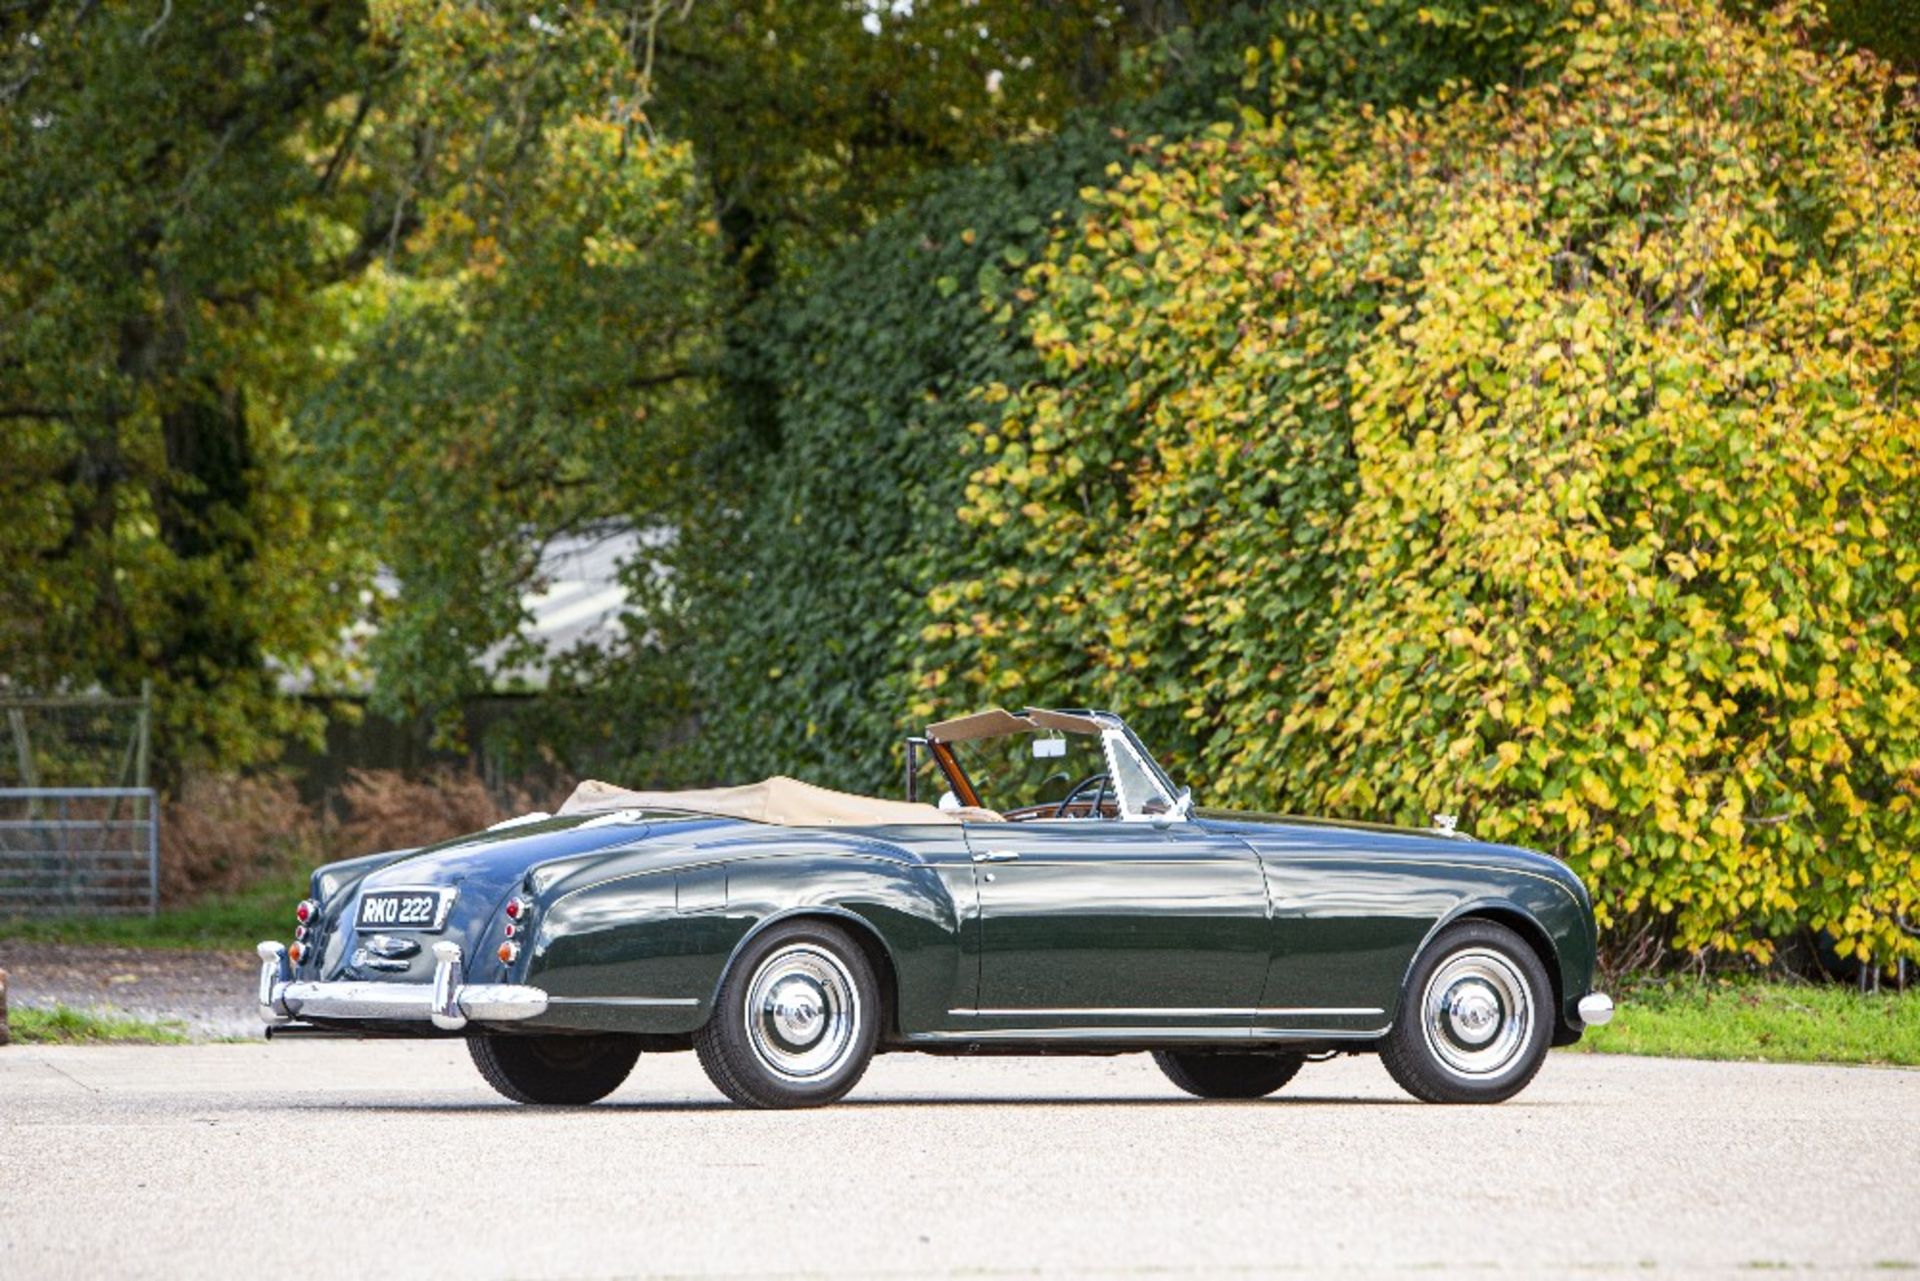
[8,0,1160,766]
[303,1,1239,754]
[299,0,725,736]
[0,0,377,772]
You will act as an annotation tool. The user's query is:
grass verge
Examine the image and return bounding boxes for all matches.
[1571,978,1920,1067]
[8,1003,190,1045]
[0,874,308,952]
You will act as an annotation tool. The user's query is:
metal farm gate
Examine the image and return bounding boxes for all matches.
[0,788,159,917]
[0,686,157,918]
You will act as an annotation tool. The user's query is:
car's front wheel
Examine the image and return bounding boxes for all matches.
[1379,919,1553,1104]
[1153,1050,1305,1099]
[694,919,880,1109]
[468,1032,642,1105]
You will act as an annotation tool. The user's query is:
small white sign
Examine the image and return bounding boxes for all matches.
[1032,737,1067,759]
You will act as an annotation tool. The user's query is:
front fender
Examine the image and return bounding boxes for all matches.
[1404,882,1597,1043]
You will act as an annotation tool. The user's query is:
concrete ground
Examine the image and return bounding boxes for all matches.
[2,1043,1916,1279]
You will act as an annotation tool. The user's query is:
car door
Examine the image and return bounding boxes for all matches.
[956,820,1270,1031]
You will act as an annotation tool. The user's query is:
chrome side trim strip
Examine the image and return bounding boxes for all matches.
[946,1006,1386,1018]
[950,1007,1254,1018]
[1254,1025,1390,1040]
[919,1026,1254,1042]
[545,996,700,1008]
[909,1025,1388,1044]
[960,859,1257,868]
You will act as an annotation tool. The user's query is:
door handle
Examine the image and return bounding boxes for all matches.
[971,849,1020,863]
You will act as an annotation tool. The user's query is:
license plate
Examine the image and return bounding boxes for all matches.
[355,887,452,931]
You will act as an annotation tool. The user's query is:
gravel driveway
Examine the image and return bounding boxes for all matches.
[0,943,259,1039]
[1,1042,1915,1278]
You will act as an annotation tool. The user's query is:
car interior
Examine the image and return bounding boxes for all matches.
[915,707,1185,822]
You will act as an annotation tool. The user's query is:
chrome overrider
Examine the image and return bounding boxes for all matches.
[1577,991,1615,1026]
[257,940,549,1032]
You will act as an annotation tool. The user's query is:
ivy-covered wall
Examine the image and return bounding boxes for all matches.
[671,133,1101,791]
[912,0,1920,965]
[679,0,1569,794]
[678,0,1920,967]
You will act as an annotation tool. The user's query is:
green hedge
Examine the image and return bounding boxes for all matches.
[677,0,1568,794]
[912,0,1920,966]
[675,131,1126,791]
[674,0,1920,967]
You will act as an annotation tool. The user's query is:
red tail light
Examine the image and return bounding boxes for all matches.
[505,896,529,921]
[295,899,318,924]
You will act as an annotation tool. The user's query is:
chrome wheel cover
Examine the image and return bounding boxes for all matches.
[1420,947,1533,1079]
[743,943,861,1083]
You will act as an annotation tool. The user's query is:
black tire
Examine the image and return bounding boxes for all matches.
[1152,1050,1305,1099]
[468,1032,641,1106]
[694,919,880,1109]
[1380,919,1554,1104]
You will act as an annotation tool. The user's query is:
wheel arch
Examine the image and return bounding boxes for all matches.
[1401,899,1569,1040]
[707,905,904,1039]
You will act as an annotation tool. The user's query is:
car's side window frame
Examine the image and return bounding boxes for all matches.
[1100,726,1182,822]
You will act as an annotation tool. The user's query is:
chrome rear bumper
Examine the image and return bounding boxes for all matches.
[258,941,547,1032]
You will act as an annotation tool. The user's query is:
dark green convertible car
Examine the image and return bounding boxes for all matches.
[258,707,1611,1108]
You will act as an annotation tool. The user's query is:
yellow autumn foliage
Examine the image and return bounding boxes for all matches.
[917,0,1920,964]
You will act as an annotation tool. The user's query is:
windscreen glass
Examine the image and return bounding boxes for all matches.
[950,731,1109,814]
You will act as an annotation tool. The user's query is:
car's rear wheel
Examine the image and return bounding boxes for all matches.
[1379,919,1553,1104]
[468,1032,642,1105]
[694,920,880,1109]
[1152,1050,1305,1099]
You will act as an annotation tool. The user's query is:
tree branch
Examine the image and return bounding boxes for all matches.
[622,366,700,392]
[0,404,80,421]
[138,0,170,47]
[315,89,375,194]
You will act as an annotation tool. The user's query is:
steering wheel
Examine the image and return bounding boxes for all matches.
[1054,772,1112,819]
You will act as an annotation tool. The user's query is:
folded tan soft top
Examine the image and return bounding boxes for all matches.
[557,775,1003,826]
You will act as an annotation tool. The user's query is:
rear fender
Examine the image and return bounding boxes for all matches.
[524,850,962,1036]
[706,905,904,1034]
